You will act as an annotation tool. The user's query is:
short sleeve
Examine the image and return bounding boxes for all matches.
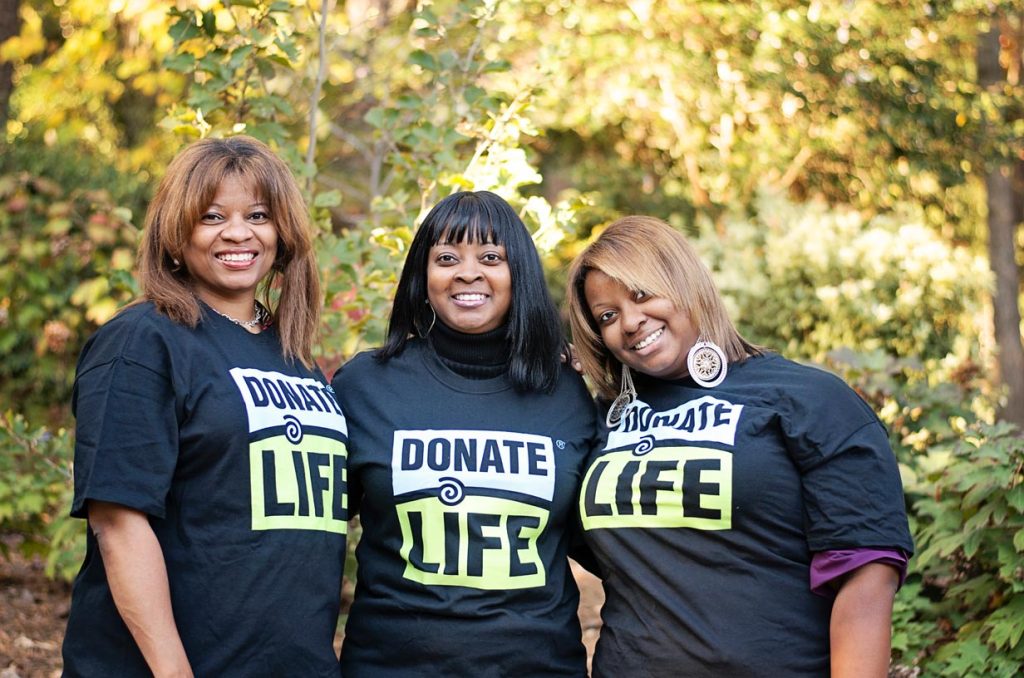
[70,321,180,519]
[331,358,363,517]
[792,417,913,554]
[780,371,914,554]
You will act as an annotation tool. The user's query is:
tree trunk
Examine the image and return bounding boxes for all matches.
[978,25,1024,428]
[0,0,19,127]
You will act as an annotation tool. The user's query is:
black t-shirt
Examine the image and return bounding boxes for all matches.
[579,354,913,677]
[332,340,595,677]
[62,302,349,677]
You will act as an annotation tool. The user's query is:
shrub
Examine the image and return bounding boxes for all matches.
[0,165,140,425]
[0,412,83,581]
[697,192,989,367]
[892,422,1024,677]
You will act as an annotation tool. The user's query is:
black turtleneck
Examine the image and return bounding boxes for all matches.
[428,320,509,379]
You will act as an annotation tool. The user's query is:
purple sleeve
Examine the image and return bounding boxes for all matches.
[810,548,909,598]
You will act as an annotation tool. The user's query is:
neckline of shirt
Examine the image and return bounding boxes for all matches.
[416,338,513,395]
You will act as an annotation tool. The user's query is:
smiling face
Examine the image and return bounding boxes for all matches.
[584,269,699,381]
[426,237,512,334]
[181,174,278,314]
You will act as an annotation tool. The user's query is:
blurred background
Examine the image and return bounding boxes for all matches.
[0,1,1022,675]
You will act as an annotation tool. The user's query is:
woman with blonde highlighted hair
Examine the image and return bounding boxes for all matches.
[62,136,349,677]
[567,215,759,401]
[567,215,913,677]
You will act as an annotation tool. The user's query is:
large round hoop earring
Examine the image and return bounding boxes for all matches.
[606,363,637,428]
[687,336,727,388]
[417,301,437,339]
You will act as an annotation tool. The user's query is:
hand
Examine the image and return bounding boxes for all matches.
[560,343,583,373]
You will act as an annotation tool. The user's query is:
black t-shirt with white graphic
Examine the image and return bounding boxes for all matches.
[579,353,913,677]
[62,302,349,677]
[332,340,595,677]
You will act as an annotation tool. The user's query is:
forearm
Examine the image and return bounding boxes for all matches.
[830,562,899,678]
[89,501,193,678]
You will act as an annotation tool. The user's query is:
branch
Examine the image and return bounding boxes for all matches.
[773,146,814,192]
[656,69,711,208]
[306,0,332,193]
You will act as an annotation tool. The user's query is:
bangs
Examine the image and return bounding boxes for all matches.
[432,213,502,247]
[182,160,270,225]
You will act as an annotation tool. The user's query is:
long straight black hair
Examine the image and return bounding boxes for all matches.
[376,191,564,393]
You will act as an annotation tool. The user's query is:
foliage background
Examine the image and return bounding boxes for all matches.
[1,1,1023,675]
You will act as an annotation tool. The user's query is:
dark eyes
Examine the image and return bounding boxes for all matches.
[634,289,648,301]
[199,210,270,223]
[434,251,505,264]
[598,310,617,324]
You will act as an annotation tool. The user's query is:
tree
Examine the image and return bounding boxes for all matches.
[0,0,18,125]
[978,16,1024,427]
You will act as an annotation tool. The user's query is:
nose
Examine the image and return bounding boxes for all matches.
[620,302,647,335]
[220,213,254,242]
[453,259,483,283]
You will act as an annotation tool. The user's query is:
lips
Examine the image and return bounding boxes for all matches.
[451,292,488,307]
[215,251,258,267]
[631,327,664,351]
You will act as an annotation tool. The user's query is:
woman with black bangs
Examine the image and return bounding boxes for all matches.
[332,190,595,677]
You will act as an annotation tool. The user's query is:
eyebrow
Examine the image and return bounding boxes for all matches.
[205,202,269,209]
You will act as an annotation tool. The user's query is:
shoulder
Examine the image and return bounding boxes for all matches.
[737,353,878,426]
[553,362,596,405]
[77,301,190,378]
[330,344,417,391]
[738,353,858,394]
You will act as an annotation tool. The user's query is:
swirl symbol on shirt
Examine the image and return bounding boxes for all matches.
[283,415,304,444]
[632,434,656,457]
[437,477,466,506]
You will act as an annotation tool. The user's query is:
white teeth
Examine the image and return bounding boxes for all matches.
[633,328,663,350]
[218,252,256,262]
[454,293,485,301]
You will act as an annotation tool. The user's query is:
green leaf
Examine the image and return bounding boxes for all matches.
[464,85,486,105]
[409,49,438,72]
[481,59,511,73]
[396,94,421,109]
[228,45,255,70]
[274,37,300,63]
[202,10,217,38]
[438,50,458,70]
[164,53,196,72]
[987,597,1024,649]
[313,190,342,208]
[1007,486,1024,513]
[1014,529,1024,553]
[168,14,201,43]
[255,57,276,79]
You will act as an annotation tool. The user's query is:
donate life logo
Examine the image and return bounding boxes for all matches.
[391,430,556,590]
[581,396,742,531]
[230,368,349,535]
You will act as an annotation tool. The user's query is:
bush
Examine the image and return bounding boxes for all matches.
[0,412,83,581]
[892,422,1024,677]
[697,192,989,367]
[0,163,140,425]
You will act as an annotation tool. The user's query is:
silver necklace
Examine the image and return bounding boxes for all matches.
[209,301,269,329]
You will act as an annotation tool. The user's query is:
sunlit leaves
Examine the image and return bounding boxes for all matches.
[162,2,305,146]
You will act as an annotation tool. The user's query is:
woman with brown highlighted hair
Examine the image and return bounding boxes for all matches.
[62,136,349,677]
[567,216,913,677]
